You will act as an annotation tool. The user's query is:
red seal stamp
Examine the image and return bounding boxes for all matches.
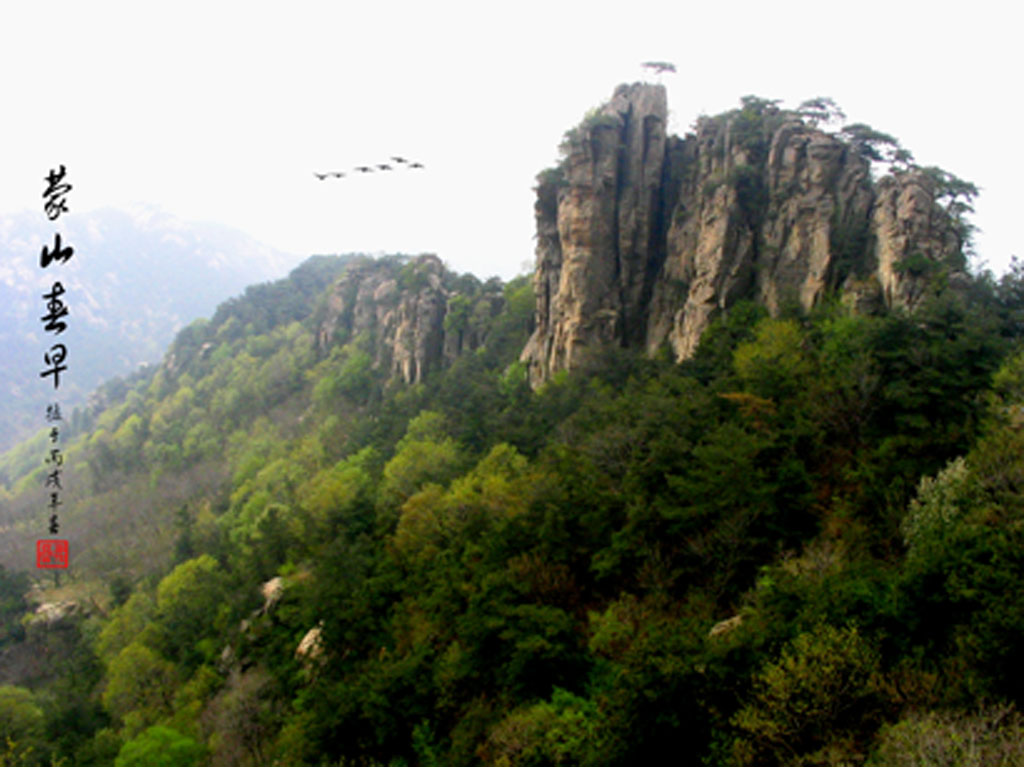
[36,539,68,568]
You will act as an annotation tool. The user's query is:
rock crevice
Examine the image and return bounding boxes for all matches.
[522,84,965,385]
[317,255,506,384]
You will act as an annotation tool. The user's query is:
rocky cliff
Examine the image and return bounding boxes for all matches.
[521,84,966,385]
[316,255,506,384]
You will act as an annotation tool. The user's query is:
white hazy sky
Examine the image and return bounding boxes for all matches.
[1,0,1019,282]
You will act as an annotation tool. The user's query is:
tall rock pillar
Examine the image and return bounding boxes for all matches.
[521,83,667,386]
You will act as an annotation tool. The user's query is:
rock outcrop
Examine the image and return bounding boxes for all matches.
[709,614,744,639]
[522,84,967,386]
[0,599,92,687]
[25,600,83,630]
[521,83,669,379]
[296,622,326,667]
[317,255,506,384]
[260,576,284,615]
[872,172,963,310]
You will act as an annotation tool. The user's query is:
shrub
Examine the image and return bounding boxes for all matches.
[868,704,1024,767]
[733,624,881,765]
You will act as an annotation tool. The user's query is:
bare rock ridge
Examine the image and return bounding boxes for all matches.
[316,255,504,383]
[314,86,965,390]
[523,83,670,380]
[521,83,966,386]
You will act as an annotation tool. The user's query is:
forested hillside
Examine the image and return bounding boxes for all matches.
[2,97,1024,766]
[0,207,295,453]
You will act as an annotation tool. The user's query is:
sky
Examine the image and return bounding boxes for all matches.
[0,0,1019,283]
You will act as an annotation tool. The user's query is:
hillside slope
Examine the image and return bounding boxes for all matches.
[0,91,1022,767]
[0,206,295,452]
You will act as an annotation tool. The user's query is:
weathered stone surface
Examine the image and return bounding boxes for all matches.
[650,130,756,360]
[872,170,963,311]
[317,255,506,385]
[260,576,284,615]
[313,89,963,391]
[218,643,235,673]
[522,84,964,385]
[709,614,744,638]
[757,123,873,314]
[522,83,668,383]
[296,623,325,665]
[389,261,447,384]
[26,600,81,629]
[1,600,89,686]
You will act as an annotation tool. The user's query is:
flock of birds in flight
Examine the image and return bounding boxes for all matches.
[314,156,424,180]
[312,62,672,182]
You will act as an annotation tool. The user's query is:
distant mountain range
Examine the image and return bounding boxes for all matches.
[0,205,297,452]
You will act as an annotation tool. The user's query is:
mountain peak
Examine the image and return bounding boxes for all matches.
[521,85,967,386]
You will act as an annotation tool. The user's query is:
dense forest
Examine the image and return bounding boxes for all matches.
[2,98,1024,766]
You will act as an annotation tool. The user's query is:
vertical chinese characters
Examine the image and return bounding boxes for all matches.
[37,166,73,568]
[40,166,73,390]
[45,405,63,535]
[43,164,72,221]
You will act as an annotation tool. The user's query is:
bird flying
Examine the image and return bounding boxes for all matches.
[314,159,425,180]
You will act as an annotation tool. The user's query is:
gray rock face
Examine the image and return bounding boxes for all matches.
[260,577,284,615]
[316,255,446,384]
[316,255,505,384]
[521,84,668,383]
[295,623,325,666]
[26,600,81,629]
[872,171,962,311]
[521,84,966,386]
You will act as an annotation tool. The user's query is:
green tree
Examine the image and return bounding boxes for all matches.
[101,642,176,727]
[0,567,29,647]
[840,123,902,163]
[901,457,972,560]
[796,97,846,128]
[393,443,531,565]
[919,165,979,253]
[154,554,227,667]
[733,624,881,766]
[482,688,602,766]
[0,687,43,748]
[585,599,712,764]
[733,318,813,402]
[95,591,158,663]
[868,704,1024,766]
[114,726,205,767]
[377,411,463,520]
